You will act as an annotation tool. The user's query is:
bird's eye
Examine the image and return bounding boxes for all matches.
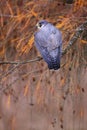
[39,23,42,27]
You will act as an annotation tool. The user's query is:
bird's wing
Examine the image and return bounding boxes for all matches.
[47,27,62,52]
[34,39,52,66]
[35,25,62,52]
[34,24,62,52]
[34,30,49,48]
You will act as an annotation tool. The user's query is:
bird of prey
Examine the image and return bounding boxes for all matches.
[34,20,62,70]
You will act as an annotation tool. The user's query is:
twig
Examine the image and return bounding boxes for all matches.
[0,64,20,80]
[62,21,87,55]
[0,57,43,80]
[0,14,18,18]
[0,57,43,65]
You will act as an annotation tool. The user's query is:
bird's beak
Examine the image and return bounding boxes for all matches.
[36,23,38,28]
[34,23,38,31]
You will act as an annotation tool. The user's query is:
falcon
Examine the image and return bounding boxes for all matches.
[34,20,62,70]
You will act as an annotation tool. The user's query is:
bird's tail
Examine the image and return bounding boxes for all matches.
[48,57,60,70]
[52,57,60,70]
[47,47,61,70]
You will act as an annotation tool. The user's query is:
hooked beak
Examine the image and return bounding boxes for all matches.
[34,23,38,31]
[36,23,39,28]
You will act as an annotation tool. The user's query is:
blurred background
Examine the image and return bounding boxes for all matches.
[0,0,87,130]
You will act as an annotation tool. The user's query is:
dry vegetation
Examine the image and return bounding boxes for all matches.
[0,0,87,130]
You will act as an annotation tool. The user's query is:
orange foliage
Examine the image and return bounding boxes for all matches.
[49,86,55,96]
[6,1,14,15]
[60,78,65,88]
[24,85,29,96]
[7,94,11,108]
[75,85,81,94]
[11,116,15,130]
[74,0,85,12]
[81,40,87,44]
[80,108,84,118]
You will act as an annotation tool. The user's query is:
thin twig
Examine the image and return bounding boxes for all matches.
[62,21,87,55]
[0,57,43,65]
[0,64,20,80]
[0,14,18,18]
[0,57,43,80]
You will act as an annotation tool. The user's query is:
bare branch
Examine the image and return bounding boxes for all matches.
[0,14,18,18]
[0,64,20,80]
[0,57,43,65]
[62,21,87,55]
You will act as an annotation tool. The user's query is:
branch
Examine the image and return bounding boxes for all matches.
[0,64,20,80]
[62,21,87,55]
[0,14,18,18]
[0,57,43,65]
[0,21,87,65]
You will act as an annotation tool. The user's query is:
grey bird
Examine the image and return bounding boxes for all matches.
[34,20,62,70]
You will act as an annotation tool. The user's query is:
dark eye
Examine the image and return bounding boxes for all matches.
[39,23,42,27]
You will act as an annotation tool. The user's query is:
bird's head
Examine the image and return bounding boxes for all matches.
[36,20,48,30]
